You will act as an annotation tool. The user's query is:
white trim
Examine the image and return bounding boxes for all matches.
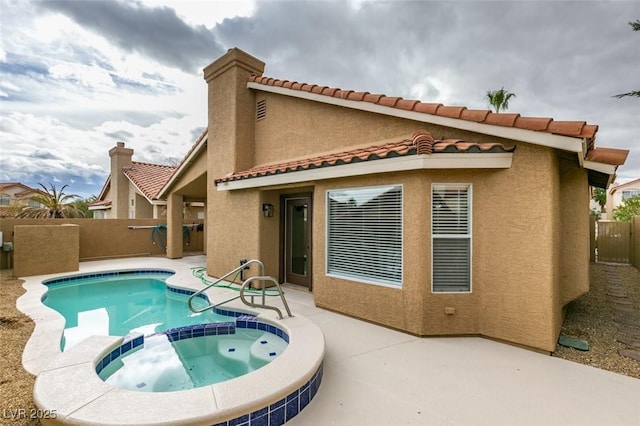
[88,205,110,211]
[217,153,513,191]
[583,160,617,175]
[157,131,208,198]
[248,82,585,153]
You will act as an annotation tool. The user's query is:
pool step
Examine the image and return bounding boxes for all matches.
[249,332,288,364]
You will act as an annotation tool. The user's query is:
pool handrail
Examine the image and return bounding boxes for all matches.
[187,259,293,318]
[240,276,293,319]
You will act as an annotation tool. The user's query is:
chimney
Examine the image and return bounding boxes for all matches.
[108,142,133,218]
[203,48,265,179]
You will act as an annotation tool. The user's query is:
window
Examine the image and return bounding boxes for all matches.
[621,190,640,200]
[327,185,402,287]
[27,199,40,208]
[432,184,471,293]
[0,194,9,205]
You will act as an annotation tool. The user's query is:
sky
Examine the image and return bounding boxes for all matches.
[1,0,639,199]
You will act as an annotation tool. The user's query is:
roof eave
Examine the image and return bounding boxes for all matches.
[216,153,513,191]
[247,82,585,154]
[157,131,208,199]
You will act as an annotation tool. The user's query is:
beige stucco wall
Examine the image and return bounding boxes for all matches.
[203,49,592,352]
[1,219,204,272]
[13,224,79,277]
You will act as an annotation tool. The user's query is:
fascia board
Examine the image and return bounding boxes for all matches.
[247,82,584,154]
[158,133,207,198]
[583,160,617,175]
[217,153,513,191]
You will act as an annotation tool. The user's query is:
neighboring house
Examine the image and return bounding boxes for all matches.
[161,48,628,353]
[0,182,45,217]
[89,142,177,219]
[605,177,640,220]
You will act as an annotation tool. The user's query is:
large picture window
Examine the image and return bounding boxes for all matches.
[432,184,472,292]
[327,185,402,287]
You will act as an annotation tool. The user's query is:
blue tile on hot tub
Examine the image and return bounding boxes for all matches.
[270,397,286,410]
[228,414,249,426]
[270,405,286,426]
[285,395,299,421]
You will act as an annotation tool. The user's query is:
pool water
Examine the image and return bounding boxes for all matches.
[43,273,232,350]
[99,328,288,392]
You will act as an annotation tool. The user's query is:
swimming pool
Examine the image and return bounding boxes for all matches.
[20,258,325,425]
[42,270,231,350]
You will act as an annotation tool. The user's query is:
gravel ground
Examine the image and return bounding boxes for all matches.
[0,263,638,426]
[0,269,39,426]
[553,263,640,378]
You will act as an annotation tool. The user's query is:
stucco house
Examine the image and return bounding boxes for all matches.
[605,177,640,219]
[90,142,177,219]
[162,48,628,353]
[0,182,45,217]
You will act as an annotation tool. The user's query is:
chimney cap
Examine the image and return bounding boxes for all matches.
[117,142,125,147]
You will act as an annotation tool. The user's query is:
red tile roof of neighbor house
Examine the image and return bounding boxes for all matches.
[248,75,600,140]
[124,161,177,201]
[215,130,515,184]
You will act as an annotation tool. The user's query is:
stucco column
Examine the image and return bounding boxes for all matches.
[166,193,183,259]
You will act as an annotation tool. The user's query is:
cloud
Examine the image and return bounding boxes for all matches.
[39,0,226,74]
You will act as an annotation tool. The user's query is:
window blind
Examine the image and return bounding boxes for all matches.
[327,185,402,286]
[432,184,471,292]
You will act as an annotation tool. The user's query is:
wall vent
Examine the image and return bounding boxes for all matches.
[256,99,267,120]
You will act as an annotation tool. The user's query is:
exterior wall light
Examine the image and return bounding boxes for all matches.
[262,203,274,217]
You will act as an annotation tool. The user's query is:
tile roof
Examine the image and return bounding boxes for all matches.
[248,75,599,140]
[124,161,177,201]
[215,130,514,184]
[585,147,629,166]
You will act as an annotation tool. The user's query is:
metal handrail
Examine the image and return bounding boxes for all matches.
[187,259,293,318]
[240,276,293,319]
[187,259,265,313]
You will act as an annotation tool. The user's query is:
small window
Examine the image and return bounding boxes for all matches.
[326,185,403,287]
[27,199,40,208]
[130,199,135,207]
[621,190,640,200]
[432,184,472,293]
[256,99,267,120]
[0,194,9,205]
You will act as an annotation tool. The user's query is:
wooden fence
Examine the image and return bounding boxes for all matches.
[591,216,639,267]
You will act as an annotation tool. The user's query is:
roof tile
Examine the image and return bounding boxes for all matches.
[484,113,520,127]
[215,130,515,185]
[124,162,177,200]
[248,76,601,142]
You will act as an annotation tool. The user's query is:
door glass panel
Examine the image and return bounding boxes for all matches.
[290,204,307,276]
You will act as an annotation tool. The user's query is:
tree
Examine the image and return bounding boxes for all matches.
[612,194,640,222]
[613,20,639,99]
[16,183,85,218]
[486,87,516,113]
[71,195,97,218]
[592,187,607,213]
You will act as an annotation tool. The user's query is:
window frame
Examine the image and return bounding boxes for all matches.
[325,184,403,288]
[431,183,472,293]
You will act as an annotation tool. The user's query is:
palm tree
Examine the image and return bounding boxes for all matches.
[613,20,639,99]
[486,87,516,113]
[16,183,85,218]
